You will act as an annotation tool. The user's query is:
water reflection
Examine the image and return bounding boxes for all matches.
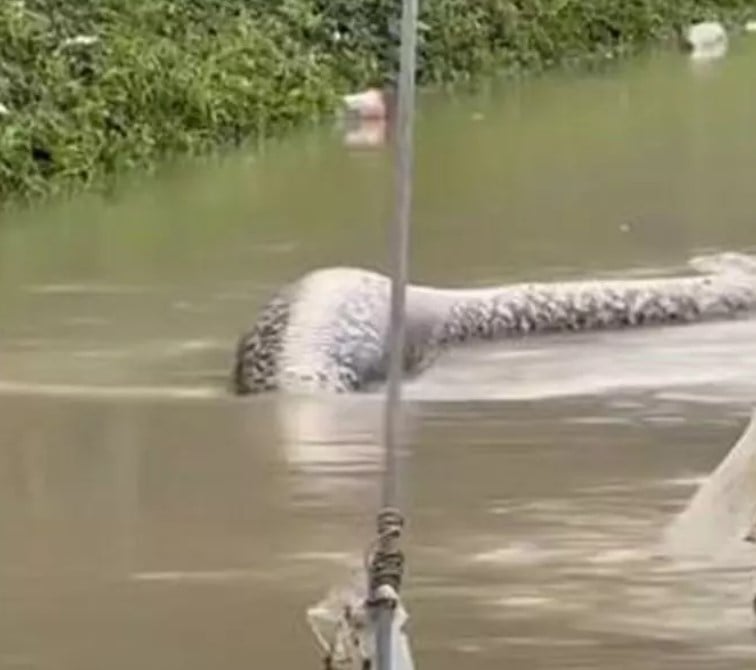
[342,117,389,149]
[2,387,756,667]
[272,394,384,473]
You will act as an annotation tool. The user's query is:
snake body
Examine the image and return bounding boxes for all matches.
[232,253,756,394]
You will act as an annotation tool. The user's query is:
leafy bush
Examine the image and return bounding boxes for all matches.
[0,0,753,202]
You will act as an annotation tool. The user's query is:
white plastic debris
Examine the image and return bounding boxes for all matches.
[663,409,756,560]
[307,569,414,670]
[684,21,727,50]
[746,20,756,33]
[683,21,728,61]
[0,102,9,117]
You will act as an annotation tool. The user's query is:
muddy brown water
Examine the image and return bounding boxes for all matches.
[3,42,756,669]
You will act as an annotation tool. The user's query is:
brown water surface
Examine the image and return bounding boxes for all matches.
[2,42,756,669]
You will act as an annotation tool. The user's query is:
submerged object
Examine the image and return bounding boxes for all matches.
[232,252,756,395]
[663,410,756,560]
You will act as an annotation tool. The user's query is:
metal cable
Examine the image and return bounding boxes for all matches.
[382,0,418,516]
[371,0,419,668]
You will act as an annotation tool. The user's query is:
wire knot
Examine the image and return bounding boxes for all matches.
[368,508,405,598]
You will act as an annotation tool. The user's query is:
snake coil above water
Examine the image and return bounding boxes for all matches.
[232,253,756,395]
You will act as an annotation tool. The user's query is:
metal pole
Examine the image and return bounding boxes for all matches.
[375,0,419,667]
[383,0,418,518]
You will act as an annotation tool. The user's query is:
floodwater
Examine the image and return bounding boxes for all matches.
[3,39,756,670]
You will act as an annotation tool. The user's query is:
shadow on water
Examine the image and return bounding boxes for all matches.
[3,40,756,670]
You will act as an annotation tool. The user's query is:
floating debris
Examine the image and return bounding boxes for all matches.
[684,21,727,50]
[342,87,391,120]
[683,21,728,61]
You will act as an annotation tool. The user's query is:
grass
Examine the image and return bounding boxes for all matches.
[0,0,754,204]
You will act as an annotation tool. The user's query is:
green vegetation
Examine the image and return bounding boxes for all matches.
[0,0,754,203]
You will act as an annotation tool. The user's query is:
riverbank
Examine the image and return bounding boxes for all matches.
[0,1,753,204]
